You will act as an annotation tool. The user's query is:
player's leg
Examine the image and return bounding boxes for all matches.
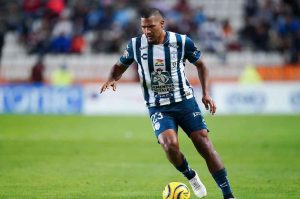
[190,130,235,199]
[148,106,206,198]
[158,129,195,179]
[158,129,207,198]
[177,98,235,199]
[149,110,196,179]
[190,129,223,173]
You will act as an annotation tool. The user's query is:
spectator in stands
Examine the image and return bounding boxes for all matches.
[6,2,21,31]
[173,0,192,14]
[244,0,258,18]
[253,21,270,51]
[0,24,5,67]
[290,29,300,64]
[198,17,225,53]
[50,33,72,53]
[45,0,65,19]
[22,0,42,18]
[50,9,73,53]
[86,4,103,30]
[51,64,73,86]
[27,17,51,54]
[51,9,73,38]
[198,17,227,63]
[177,12,196,36]
[1,0,297,63]
[194,6,206,26]
[222,19,241,51]
[30,56,45,84]
[70,33,85,54]
[92,22,124,53]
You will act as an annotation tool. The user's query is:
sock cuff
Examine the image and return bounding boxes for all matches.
[176,157,189,172]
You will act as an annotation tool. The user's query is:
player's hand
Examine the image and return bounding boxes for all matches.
[100,79,117,93]
[202,95,216,115]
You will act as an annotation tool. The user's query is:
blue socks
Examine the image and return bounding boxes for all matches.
[212,168,234,198]
[175,157,196,180]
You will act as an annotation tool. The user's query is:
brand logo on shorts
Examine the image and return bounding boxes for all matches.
[193,112,201,117]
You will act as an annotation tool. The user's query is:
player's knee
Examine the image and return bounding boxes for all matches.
[161,139,179,154]
[190,130,215,157]
[190,129,208,143]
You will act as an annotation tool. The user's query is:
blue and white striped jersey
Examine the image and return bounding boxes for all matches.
[120,31,201,107]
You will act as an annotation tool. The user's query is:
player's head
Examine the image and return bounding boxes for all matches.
[140,8,165,44]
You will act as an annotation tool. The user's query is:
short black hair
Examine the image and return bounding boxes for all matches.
[140,7,164,18]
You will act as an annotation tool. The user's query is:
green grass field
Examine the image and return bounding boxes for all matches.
[0,115,299,199]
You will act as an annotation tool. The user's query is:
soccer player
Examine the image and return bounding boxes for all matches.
[100,8,236,199]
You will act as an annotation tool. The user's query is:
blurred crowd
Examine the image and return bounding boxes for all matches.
[240,0,300,64]
[0,0,299,63]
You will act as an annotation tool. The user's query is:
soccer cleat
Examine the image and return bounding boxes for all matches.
[188,172,207,198]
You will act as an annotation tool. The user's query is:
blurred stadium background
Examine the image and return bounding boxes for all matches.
[0,0,300,198]
[0,0,299,114]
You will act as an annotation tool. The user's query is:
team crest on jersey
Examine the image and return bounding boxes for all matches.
[151,68,174,92]
[155,59,164,67]
[168,42,178,48]
[170,51,177,60]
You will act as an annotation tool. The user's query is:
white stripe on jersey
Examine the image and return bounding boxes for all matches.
[140,35,155,104]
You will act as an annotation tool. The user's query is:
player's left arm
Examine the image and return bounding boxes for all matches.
[193,59,216,115]
[185,36,216,114]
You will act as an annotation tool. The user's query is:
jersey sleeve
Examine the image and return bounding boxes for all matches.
[119,40,135,67]
[184,36,202,63]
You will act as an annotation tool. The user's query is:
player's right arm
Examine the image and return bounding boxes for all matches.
[100,61,128,93]
[100,40,135,93]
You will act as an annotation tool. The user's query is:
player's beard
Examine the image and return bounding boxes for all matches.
[147,30,164,45]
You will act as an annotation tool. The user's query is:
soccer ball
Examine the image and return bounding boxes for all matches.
[162,182,190,199]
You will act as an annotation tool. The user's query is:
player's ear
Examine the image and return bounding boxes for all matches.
[160,20,165,28]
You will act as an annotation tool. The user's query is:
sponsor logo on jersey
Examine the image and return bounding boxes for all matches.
[154,93,174,98]
[183,91,192,96]
[155,59,164,67]
[151,68,174,92]
[141,53,148,60]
